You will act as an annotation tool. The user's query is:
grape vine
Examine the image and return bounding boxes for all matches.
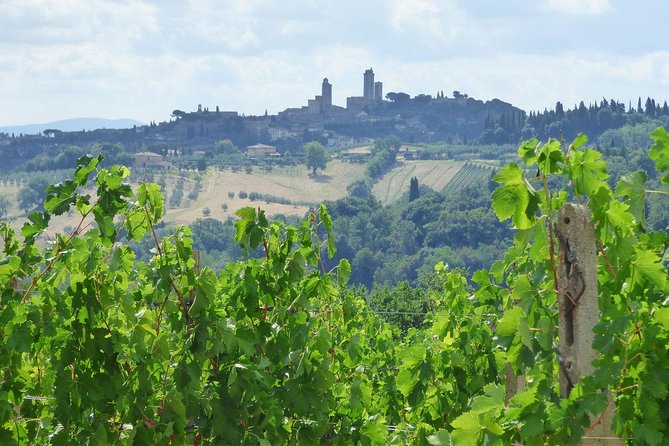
[0,128,668,444]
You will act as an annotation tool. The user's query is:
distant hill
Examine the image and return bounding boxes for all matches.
[0,118,144,136]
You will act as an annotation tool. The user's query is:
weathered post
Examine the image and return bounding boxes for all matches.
[556,204,622,445]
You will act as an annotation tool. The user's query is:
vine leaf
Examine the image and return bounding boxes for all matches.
[21,211,50,240]
[654,308,669,331]
[491,163,539,230]
[44,180,78,215]
[427,430,452,446]
[518,138,540,165]
[450,412,483,445]
[337,258,351,285]
[538,139,564,174]
[630,248,668,290]
[616,171,648,228]
[650,127,669,184]
[568,149,608,196]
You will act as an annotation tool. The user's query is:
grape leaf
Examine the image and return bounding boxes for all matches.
[491,163,539,229]
[569,149,608,196]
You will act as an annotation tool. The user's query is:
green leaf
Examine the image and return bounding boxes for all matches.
[126,208,148,241]
[491,163,539,229]
[616,171,647,228]
[497,306,524,337]
[470,385,505,414]
[568,148,608,196]
[570,133,588,151]
[137,182,164,222]
[630,248,667,290]
[649,127,669,174]
[21,211,50,239]
[653,307,669,330]
[537,139,564,174]
[337,258,351,285]
[451,412,483,445]
[360,415,388,446]
[0,255,20,279]
[605,200,634,234]
[44,180,77,215]
[518,138,540,166]
[427,430,452,446]
[73,153,102,186]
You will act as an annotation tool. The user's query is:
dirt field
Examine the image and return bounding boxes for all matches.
[164,160,366,225]
[0,160,366,240]
[372,160,463,204]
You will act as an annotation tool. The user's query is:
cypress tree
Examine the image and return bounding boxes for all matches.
[409,177,419,201]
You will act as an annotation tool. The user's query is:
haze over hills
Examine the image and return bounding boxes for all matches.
[0,118,144,136]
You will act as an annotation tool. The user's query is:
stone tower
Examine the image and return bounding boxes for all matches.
[322,78,332,108]
[374,81,383,102]
[363,68,375,101]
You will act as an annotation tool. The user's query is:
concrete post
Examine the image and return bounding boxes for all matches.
[556,204,622,445]
[504,363,525,402]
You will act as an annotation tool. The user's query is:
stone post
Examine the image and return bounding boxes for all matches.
[556,204,622,445]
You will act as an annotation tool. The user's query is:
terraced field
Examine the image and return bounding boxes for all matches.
[372,160,462,204]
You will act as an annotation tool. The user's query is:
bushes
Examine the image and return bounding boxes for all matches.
[366,135,401,178]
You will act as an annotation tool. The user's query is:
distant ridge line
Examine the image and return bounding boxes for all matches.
[0,117,145,135]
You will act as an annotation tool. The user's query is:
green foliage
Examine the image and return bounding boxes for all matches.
[367,136,401,178]
[304,140,328,175]
[2,127,669,445]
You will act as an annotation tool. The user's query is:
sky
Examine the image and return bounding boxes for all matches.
[1,0,668,126]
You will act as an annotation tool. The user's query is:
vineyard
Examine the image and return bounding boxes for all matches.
[1,128,668,444]
[372,160,462,204]
[441,162,497,194]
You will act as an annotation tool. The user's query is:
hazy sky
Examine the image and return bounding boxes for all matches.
[1,0,668,125]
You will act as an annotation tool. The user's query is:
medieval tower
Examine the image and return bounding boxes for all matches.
[363,68,375,101]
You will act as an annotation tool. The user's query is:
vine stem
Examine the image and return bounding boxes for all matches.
[597,241,617,281]
[22,208,92,303]
[542,175,559,292]
[145,207,190,333]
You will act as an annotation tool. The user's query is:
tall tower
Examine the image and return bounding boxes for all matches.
[321,78,332,108]
[374,81,383,102]
[363,68,375,101]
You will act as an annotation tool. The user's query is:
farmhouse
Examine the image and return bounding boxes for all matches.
[246,143,279,158]
[133,151,163,167]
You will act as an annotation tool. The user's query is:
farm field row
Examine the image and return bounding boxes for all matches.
[372,160,463,204]
[0,157,481,237]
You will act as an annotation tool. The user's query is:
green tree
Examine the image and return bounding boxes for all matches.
[0,196,9,219]
[409,176,420,201]
[215,139,238,155]
[17,176,50,213]
[304,141,327,175]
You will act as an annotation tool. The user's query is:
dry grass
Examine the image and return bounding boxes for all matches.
[372,160,463,204]
[161,160,366,226]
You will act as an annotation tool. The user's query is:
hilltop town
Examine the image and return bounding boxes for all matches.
[0,68,524,167]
